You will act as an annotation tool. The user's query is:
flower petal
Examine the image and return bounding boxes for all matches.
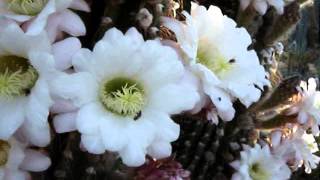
[119,143,146,167]
[253,0,268,15]
[0,98,25,140]
[50,72,99,107]
[53,112,77,133]
[57,9,86,37]
[81,134,105,154]
[52,37,81,70]
[25,0,56,35]
[147,141,172,159]
[76,103,104,135]
[20,149,51,172]
[149,83,199,114]
[70,0,90,12]
[51,99,77,114]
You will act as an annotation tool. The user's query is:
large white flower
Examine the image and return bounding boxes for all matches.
[231,144,291,180]
[163,3,269,121]
[287,78,320,136]
[0,0,89,41]
[0,138,51,180]
[239,0,285,15]
[52,27,199,166]
[0,21,57,147]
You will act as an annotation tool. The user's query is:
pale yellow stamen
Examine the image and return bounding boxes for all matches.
[249,163,270,180]
[197,41,235,78]
[7,0,48,16]
[0,55,38,99]
[99,77,145,118]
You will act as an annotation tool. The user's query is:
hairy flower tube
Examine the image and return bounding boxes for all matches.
[52,27,199,166]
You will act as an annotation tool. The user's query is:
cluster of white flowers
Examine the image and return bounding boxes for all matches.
[231,77,320,180]
[0,0,89,178]
[0,1,319,180]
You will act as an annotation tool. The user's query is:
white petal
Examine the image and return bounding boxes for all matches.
[147,141,172,159]
[81,134,105,154]
[146,112,180,142]
[0,98,25,140]
[0,169,4,179]
[149,83,199,114]
[99,113,129,152]
[76,103,104,135]
[125,28,145,46]
[3,170,27,180]
[6,139,25,169]
[50,99,77,114]
[55,0,73,11]
[270,130,282,147]
[70,0,90,12]
[57,10,86,37]
[72,48,95,73]
[298,111,309,124]
[20,149,51,172]
[4,14,32,22]
[204,85,235,121]
[253,0,268,15]
[50,72,99,107]
[20,120,51,147]
[138,40,185,89]
[53,112,77,133]
[119,143,146,167]
[0,24,50,57]
[28,52,57,79]
[25,0,56,35]
[52,37,81,70]
[23,79,52,146]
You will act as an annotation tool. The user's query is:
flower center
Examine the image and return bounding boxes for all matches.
[197,41,235,79]
[249,163,270,180]
[99,77,145,118]
[0,140,10,167]
[7,0,48,16]
[0,55,38,99]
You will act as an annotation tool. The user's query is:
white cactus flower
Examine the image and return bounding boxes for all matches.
[52,27,199,167]
[163,3,269,122]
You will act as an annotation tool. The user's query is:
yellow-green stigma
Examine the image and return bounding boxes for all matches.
[100,77,145,118]
[0,55,38,99]
[197,44,235,79]
[0,140,10,167]
[7,0,48,16]
[249,163,270,180]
